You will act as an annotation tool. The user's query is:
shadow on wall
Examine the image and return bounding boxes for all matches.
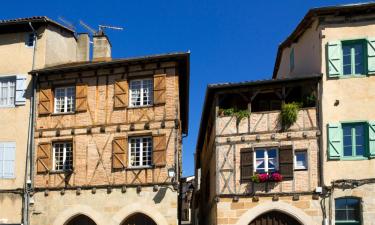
[153,187,167,204]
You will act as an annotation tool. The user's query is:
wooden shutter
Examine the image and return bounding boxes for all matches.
[328,123,342,159]
[368,121,375,158]
[112,137,127,169]
[279,146,294,180]
[327,41,342,77]
[368,39,375,74]
[75,83,88,112]
[114,80,128,108]
[153,74,166,105]
[38,87,52,115]
[153,134,166,167]
[240,148,253,182]
[36,143,51,173]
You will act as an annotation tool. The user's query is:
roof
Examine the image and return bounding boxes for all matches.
[195,74,322,161]
[0,16,74,34]
[272,2,375,78]
[31,52,190,135]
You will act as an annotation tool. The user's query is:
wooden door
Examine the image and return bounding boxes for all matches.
[122,213,157,225]
[249,211,301,225]
[66,215,96,225]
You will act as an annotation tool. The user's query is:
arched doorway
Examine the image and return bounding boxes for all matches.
[122,213,157,225]
[249,211,302,225]
[65,214,97,225]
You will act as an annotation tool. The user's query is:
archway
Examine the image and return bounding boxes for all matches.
[121,213,157,225]
[65,214,97,225]
[249,210,302,225]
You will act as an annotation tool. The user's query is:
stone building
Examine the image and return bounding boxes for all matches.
[29,49,190,225]
[274,2,375,225]
[194,75,322,225]
[0,16,88,225]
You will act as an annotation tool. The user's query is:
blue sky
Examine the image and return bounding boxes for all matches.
[1,0,362,176]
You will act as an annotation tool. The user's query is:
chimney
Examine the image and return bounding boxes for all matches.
[76,33,90,62]
[92,31,111,61]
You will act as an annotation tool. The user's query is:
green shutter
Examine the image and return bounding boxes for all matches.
[367,38,375,74]
[368,121,375,158]
[327,41,343,77]
[328,123,342,159]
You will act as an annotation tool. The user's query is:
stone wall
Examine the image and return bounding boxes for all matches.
[30,186,178,225]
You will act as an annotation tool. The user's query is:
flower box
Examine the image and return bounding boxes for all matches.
[251,172,283,183]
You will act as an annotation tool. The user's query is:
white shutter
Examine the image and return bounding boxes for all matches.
[327,41,343,77]
[3,142,15,178]
[15,75,27,105]
[367,38,375,74]
[0,142,15,178]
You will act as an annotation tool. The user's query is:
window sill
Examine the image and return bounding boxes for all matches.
[49,170,73,174]
[339,157,369,161]
[126,165,154,170]
[0,177,15,179]
[0,105,15,108]
[128,105,154,109]
[330,74,368,79]
[51,112,76,116]
[294,168,308,171]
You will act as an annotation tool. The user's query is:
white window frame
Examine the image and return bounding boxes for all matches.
[128,136,153,168]
[294,149,308,170]
[253,148,279,173]
[0,142,15,179]
[0,77,16,107]
[54,86,75,113]
[129,78,153,107]
[52,142,73,172]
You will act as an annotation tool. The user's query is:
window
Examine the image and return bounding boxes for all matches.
[290,48,295,72]
[0,142,15,179]
[254,148,278,173]
[129,137,152,167]
[129,79,153,107]
[53,142,73,172]
[25,33,35,47]
[0,78,15,107]
[335,198,361,225]
[54,86,75,113]
[342,41,365,75]
[294,150,308,170]
[343,123,366,158]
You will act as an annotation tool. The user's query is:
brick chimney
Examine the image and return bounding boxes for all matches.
[76,33,90,62]
[92,31,111,61]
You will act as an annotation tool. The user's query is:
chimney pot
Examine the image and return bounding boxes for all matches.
[93,33,111,62]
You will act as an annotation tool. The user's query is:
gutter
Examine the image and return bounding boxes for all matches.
[23,22,38,225]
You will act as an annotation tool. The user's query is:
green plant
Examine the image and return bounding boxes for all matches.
[220,108,250,125]
[281,102,301,129]
[302,92,316,107]
[251,174,260,183]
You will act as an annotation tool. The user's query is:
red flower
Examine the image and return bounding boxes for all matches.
[270,172,283,182]
[259,173,269,182]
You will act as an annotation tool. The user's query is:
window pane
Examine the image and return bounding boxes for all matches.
[354,44,364,74]
[343,126,353,157]
[268,149,277,158]
[256,150,264,158]
[130,80,142,106]
[343,45,352,75]
[335,198,361,223]
[296,151,307,169]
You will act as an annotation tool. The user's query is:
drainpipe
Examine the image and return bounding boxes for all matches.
[23,22,38,225]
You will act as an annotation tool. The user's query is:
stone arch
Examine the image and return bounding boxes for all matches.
[234,201,315,225]
[112,202,169,225]
[65,214,97,225]
[121,213,157,225]
[52,204,107,225]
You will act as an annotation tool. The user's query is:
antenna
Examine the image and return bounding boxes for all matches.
[58,16,76,31]
[79,20,97,35]
[99,24,124,32]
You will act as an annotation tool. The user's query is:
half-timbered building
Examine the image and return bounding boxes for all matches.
[29,50,190,225]
[194,75,322,225]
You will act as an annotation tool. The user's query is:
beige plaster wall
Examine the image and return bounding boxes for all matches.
[276,20,322,79]
[0,26,78,224]
[44,24,78,67]
[320,19,375,184]
[30,187,178,225]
